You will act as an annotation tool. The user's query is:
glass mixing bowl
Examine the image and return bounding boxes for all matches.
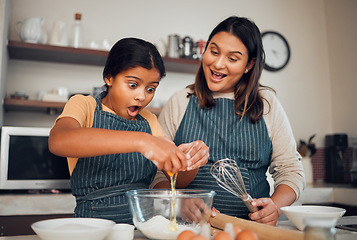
[126,189,215,240]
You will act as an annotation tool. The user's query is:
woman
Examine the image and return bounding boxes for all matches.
[155,16,305,226]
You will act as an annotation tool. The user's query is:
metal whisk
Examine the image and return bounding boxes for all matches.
[210,158,259,213]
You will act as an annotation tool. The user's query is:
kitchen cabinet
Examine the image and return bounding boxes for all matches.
[0,214,73,236]
[5,41,199,115]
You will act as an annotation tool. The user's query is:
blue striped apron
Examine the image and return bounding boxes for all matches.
[70,92,157,224]
[174,95,272,219]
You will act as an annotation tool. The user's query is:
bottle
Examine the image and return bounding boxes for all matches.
[71,13,83,48]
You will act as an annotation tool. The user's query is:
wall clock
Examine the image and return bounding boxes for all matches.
[262,31,290,72]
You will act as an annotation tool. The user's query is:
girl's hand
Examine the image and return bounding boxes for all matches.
[141,135,187,173]
[248,198,281,226]
[178,140,209,170]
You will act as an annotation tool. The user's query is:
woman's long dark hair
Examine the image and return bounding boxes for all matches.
[189,16,272,123]
[102,37,165,91]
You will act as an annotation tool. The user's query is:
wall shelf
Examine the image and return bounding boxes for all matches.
[7,40,200,74]
[3,98,162,116]
[5,41,187,115]
[3,98,65,114]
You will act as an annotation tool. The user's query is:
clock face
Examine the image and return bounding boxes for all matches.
[262,31,290,72]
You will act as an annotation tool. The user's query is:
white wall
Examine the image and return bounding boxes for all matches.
[0,0,10,127]
[325,0,357,144]
[4,0,356,147]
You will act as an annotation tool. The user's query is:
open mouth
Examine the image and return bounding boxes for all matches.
[128,106,141,117]
[211,70,227,81]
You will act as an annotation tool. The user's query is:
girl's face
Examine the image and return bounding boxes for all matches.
[102,66,160,120]
[202,31,254,93]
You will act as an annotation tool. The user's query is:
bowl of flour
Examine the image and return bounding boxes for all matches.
[126,189,215,240]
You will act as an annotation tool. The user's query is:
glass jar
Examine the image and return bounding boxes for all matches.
[304,217,337,240]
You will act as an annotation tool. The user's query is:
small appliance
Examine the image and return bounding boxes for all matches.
[0,126,70,191]
[325,134,348,183]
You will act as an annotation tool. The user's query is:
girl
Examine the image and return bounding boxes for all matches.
[156,16,305,226]
[49,37,209,224]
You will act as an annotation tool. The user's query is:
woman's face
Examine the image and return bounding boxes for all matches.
[202,31,253,93]
[102,66,160,120]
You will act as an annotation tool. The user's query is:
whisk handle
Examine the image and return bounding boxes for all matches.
[242,194,259,213]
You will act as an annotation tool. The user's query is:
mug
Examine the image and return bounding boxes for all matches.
[49,21,68,46]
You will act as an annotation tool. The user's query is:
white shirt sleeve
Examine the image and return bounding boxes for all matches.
[261,89,306,200]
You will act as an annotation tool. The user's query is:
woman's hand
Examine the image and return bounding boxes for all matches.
[180,198,210,223]
[248,198,281,226]
[178,140,209,170]
[210,206,220,217]
[141,135,187,173]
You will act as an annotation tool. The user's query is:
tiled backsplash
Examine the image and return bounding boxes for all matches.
[311,148,353,183]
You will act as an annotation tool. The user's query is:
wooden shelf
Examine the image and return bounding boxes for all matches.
[3,98,162,115]
[7,40,109,66]
[3,98,65,113]
[162,57,200,74]
[5,41,183,115]
[7,40,200,73]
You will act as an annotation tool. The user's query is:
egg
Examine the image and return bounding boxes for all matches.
[176,230,196,240]
[232,226,242,237]
[191,235,209,240]
[235,230,259,240]
[213,231,234,240]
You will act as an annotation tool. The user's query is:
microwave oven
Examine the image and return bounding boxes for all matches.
[0,126,70,190]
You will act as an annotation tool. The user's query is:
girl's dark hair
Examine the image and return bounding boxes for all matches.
[102,37,166,90]
[189,16,272,123]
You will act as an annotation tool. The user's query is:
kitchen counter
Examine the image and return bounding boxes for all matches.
[1,184,356,237]
[295,183,357,207]
[0,230,148,240]
[1,220,357,240]
[0,193,75,216]
[0,192,75,236]
[1,184,356,216]
[277,216,357,240]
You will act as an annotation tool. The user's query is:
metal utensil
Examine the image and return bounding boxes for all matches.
[210,158,259,212]
[167,34,181,58]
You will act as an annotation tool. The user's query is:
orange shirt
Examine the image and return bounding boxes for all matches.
[55,94,164,174]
